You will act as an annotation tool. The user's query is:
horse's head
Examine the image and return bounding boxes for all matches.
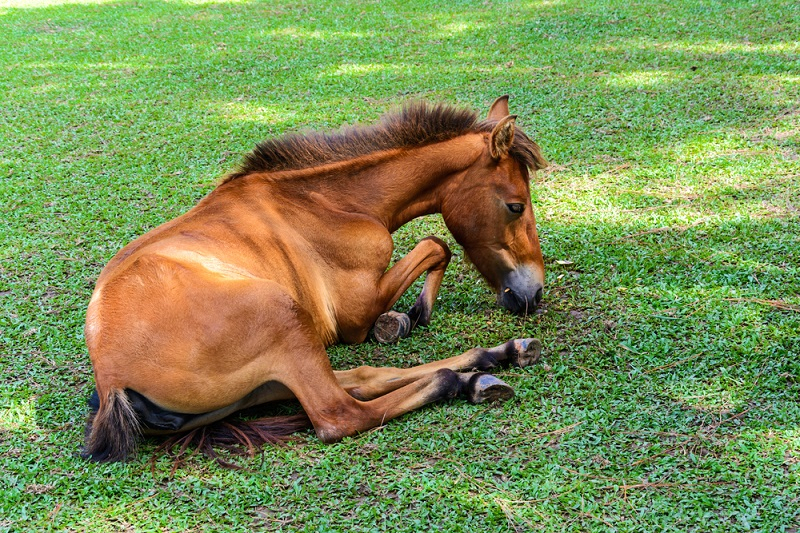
[441,96,547,315]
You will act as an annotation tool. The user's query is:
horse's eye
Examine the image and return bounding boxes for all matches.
[506,203,525,214]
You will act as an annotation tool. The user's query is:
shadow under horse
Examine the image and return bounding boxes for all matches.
[83,96,548,462]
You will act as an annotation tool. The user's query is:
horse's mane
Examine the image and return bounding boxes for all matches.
[222,101,547,183]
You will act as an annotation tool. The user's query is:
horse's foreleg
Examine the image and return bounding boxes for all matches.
[371,236,451,343]
[333,338,542,400]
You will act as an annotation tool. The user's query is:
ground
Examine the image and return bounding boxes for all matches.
[0,0,798,531]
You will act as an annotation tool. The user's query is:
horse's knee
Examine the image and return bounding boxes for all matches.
[420,236,452,264]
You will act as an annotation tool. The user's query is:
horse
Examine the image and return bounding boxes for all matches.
[82,95,548,462]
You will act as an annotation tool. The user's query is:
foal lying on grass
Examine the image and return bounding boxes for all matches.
[83,96,547,462]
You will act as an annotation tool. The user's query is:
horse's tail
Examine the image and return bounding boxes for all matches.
[82,386,311,467]
[82,387,141,462]
[154,413,312,470]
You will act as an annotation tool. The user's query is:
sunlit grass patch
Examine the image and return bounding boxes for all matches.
[0,397,38,432]
[170,0,251,5]
[328,62,397,77]
[0,0,113,7]
[213,101,299,125]
[605,70,677,89]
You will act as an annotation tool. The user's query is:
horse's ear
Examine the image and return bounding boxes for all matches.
[489,115,516,159]
[487,95,510,120]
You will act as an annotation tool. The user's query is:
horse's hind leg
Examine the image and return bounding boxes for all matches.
[334,338,542,401]
[288,364,474,443]
[339,367,514,405]
[281,338,539,442]
[371,236,451,343]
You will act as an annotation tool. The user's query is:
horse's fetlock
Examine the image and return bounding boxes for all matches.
[433,368,461,399]
[407,302,430,328]
[474,352,500,371]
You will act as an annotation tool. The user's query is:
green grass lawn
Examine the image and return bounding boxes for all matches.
[1,0,799,530]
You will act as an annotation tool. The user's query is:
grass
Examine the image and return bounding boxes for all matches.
[1,0,799,530]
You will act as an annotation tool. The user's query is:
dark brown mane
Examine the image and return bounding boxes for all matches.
[222,102,546,183]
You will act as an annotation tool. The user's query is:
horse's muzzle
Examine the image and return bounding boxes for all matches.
[498,267,543,315]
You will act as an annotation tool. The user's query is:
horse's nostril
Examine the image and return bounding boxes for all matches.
[534,286,543,306]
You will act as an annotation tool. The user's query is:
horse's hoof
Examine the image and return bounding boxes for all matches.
[511,338,542,368]
[467,373,515,404]
[373,311,412,343]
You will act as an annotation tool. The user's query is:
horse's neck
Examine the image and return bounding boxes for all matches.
[270,134,486,232]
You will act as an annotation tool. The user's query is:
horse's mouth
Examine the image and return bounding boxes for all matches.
[498,285,543,315]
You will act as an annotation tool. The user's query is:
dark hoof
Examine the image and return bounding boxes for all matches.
[511,338,542,368]
[466,374,515,404]
[373,311,412,344]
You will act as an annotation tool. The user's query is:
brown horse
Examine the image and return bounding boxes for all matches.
[83,96,548,462]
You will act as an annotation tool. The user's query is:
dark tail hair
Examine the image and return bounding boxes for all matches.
[83,388,311,468]
[82,388,141,462]
[153,413,312,472]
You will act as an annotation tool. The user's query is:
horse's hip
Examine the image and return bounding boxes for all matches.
[87,259,334,413]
